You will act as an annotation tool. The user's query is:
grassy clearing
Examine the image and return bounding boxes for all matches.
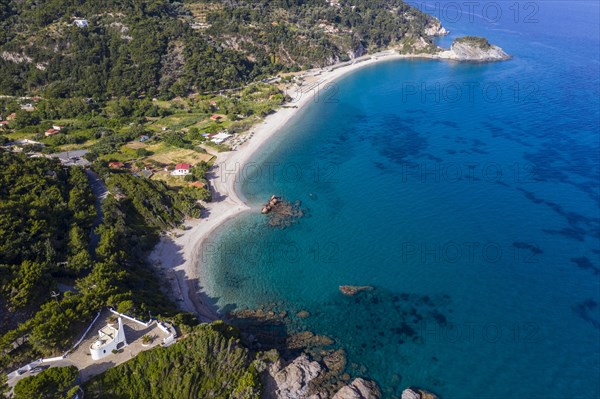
[56,141,97,151]
[147,146,214,165]
[99,145,139,162]
[150,170,191,187]
[123,141,147,150]
[148,113,209,131]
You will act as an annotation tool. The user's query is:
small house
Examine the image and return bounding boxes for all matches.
[0,121,9,128]
[6,113,16,121]
[171,163,192,176]
[139,135,150,142]
[109,162,125,169]
[52,125,64,131]
[210,114,224,121]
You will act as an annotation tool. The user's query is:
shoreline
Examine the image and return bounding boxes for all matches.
[148,49,457,321]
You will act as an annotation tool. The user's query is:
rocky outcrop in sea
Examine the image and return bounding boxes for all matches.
[264,354,381,399]
[261,195,305,228]
[436,38,511,62]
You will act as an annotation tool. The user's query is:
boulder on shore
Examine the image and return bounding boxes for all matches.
[401,387,439,399]
[269,354,322,399]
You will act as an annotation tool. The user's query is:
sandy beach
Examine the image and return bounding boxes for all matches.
[149,49,412,321]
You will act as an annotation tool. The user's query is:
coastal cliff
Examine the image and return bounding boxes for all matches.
[424,18,450,37]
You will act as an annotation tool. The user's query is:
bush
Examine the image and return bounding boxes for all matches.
[135,148,152,157]
[116,300,134,314]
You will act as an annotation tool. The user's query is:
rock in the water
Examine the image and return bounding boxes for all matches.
[270,354,322,399]
[339,285,374,296]
[296,310,311,318]
[333,378,381,399]
[287,331,334,350]
[323,349,347,374]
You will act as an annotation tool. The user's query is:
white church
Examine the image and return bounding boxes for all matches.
[89,317,127,360]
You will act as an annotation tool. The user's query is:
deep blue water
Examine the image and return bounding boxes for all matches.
[201,1,600,397]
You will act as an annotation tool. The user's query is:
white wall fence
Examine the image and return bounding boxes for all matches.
[108,308,153,327]
[157,321,178,346]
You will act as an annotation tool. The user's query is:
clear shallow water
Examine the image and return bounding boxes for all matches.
[201,2,600,397]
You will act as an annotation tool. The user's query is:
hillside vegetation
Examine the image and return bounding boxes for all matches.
[0,0,437,98]
[13,366,80,399]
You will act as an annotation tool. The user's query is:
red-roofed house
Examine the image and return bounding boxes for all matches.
[210,114,224,121]
[109,161,125,169]
[172,163,192,176]
[188,181,206,189]
[0,121,9,128]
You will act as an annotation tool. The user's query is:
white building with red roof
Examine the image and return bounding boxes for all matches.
[171,163,192,176]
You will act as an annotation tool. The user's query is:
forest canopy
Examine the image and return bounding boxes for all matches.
[0,0,437,98]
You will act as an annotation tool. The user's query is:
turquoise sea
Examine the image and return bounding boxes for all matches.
[201,1,600,397]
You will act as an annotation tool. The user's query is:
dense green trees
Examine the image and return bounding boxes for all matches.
[0,0,436,98]
[0,0,259,98]
[0,151,199,371]
[103,172,202,229]
[0,154,95,310]
[13,366,79,399]
[85,322,262,399]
